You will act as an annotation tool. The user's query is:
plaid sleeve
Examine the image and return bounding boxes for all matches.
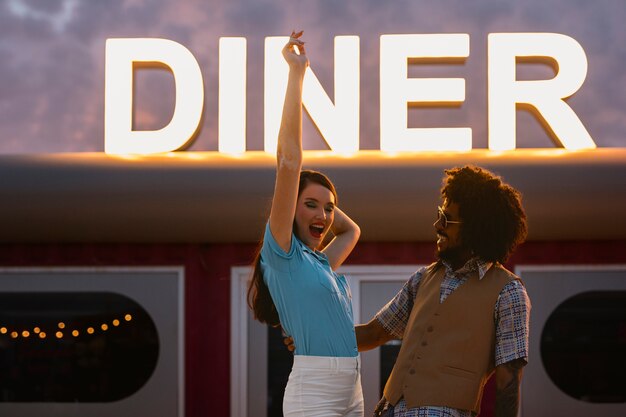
[494,279,531,366]
[374,267,424,340]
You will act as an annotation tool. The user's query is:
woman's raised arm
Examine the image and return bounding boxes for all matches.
[268,32,309,252]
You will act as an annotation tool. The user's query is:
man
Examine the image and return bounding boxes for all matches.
[358,165,530,417]
[287,165,530,416]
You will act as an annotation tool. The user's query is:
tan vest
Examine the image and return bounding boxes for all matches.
[383,262,517,413]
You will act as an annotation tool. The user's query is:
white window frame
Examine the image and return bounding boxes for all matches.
[230,264,420,417]
[516,264,626,417]
[0,266,185,417]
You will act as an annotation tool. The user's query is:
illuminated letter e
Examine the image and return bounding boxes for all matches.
[488,33,595,151]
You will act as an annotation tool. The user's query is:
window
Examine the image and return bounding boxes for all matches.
[380,341,401,394]
[0,292,159,402]
[232,265,417,417]
[541,291,626,403]
[0,267,184,417]
[517,265,626,417]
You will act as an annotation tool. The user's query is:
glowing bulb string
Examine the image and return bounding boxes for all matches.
[0,313,133,340]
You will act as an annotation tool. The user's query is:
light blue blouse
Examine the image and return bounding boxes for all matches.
[260,222,358,357]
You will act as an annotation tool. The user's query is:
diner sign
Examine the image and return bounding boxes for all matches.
[104,34,596,155]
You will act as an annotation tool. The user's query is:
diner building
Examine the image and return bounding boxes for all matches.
[0,149,624,417]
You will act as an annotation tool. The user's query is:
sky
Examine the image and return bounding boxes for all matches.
[1,0,624,153]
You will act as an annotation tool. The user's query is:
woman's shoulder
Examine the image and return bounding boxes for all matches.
[261,222,311,274]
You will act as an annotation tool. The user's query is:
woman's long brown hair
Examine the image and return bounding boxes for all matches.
[247,170,337,326]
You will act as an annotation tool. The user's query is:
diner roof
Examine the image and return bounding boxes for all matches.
[0,149,624,243]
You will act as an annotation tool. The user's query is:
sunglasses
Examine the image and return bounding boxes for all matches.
[437,206,462,229]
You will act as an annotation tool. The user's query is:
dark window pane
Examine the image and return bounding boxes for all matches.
[267,326,293,417]
[541,291,626,403]
[380,341,401,395]
[0,292,159,402]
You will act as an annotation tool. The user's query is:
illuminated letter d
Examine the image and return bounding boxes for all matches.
[105,38,204,154]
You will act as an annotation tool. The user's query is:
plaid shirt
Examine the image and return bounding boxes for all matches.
[375,258,531,417]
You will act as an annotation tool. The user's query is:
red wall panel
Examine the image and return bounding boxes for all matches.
[1,240,625,417]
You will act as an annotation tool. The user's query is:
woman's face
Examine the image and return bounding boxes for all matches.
[294,183,335,250]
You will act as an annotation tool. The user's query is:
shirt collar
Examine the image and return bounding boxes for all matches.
[296,235,330,263]
[441,257,493,280]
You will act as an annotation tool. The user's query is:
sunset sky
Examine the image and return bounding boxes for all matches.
[1,0,624,153]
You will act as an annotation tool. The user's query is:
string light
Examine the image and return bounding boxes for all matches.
[1,312,136,341]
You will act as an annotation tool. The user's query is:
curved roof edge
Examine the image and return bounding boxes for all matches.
[0,149,624,243]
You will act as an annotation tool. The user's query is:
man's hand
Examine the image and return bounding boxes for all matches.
[283,336,295,352]
[283,317,395,353]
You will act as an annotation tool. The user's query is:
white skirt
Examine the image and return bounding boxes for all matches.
[283,355,364,417]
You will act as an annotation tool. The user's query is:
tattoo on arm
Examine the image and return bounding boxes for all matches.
[495,359,525,417]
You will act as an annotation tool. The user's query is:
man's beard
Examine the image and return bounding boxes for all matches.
[436,243,469,267]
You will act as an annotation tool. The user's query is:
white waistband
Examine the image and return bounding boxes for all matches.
[293,355,361,370]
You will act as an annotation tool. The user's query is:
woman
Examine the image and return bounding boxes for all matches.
[247,32,364,417]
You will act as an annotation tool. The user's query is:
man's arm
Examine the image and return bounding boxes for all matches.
[283,318,394,352]
[355,268,424,351]
[355,318,394,352]
[493,279,531,417]
[283,269,422,352]
[494,358,525,417]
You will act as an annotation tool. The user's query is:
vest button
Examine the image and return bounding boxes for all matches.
[427,326,434,332]
[421,341,427,346]
[409,369,416,375]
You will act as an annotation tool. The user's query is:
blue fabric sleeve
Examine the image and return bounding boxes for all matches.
[260,221,299,272]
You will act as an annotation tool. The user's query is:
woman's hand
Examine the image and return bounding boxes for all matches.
[330,206,359,236]
[323,207,360,270]
[282,30,309,73]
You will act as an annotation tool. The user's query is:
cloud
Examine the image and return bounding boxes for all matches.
[22,0,65,14]
[0,0,624,153]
